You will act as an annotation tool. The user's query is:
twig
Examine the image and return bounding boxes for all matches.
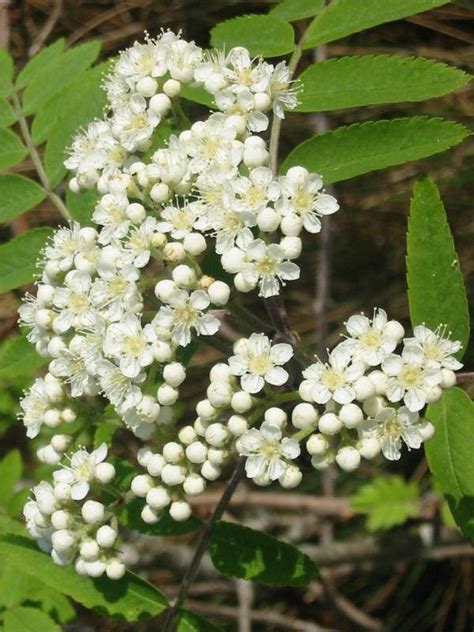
[456,371,474,383]
[9,91,71,221]
[236,578,253,632]
[185,598,333,632]
[162,458,246,631]
[28,0,63,57]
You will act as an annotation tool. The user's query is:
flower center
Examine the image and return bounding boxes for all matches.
[256,256,278,276]
[125,335,146,357]
[175,304,198,326]
[69,292,89,314]
[261,442,281,459]
[400,365,423,387]
[359,330,382,349]
[292,189,313,213]
[248,355,271,375]
[322,368,345,390]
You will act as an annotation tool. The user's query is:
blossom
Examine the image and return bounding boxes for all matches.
[152,289,220,347]
[239,237,300,298]
[403,325,462,370]
[237,422,300,483]
[52,270,94,333]
[53,443,108,500]
[228,333,293,394]
[301,346,365,405]
[104,314,154,378]
[341,308,403,366]
[93,193,130,244]
[382,345,443,412]
[360,406,433,461]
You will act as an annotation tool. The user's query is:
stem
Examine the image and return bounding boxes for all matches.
[228,302,272,334]
[162,458,246,631]
[10,90,71,221]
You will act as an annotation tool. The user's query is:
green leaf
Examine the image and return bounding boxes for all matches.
[180,84,215,109]
[1,534,168,621]
[0,450,22,506]
[425,388,474,542]
[0,335,48,380]
[0,564,37,608]
[22,40,101,115]
[178,609,223,632]
[210,15,295,57]
[0,98,16,127]
[0,174,46,222]
[44,64,108,186]
[4,606,61,632]
[351,476,420,532]
[270,0,325,21]
[119,498,202,536]
[0,48,14,97]
[65,188,99,227]
[209,521,319,586]
[407,178,470,354]
[296,55,470,112]
[0,128,27,169]
[0,227,53,293]
[16,38,65,89]
[281,117,470,184]
[304,0,449,48]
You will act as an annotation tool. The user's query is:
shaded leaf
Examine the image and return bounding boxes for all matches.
[0,128,27,169]
[180,84,215,109]
[0,174,46,222]
[210,521,318,585]
[16,39,65,89]
[4,606,61,632]
[0,227,53,293]
[270,0,325,21]
[407,178,469,354]
[281,117,470,184]
[211,14,295,57]
[0,335,48,380]
[1,534,168,621]
[304,0,449,48]
[0,98,16,127]
[0,48,14,96]
[178,609,223,631]
[351,476,420,531]
[296,55,470,112]
[425,388,474,542]
[0,450,22,506]
[65,188,99,227]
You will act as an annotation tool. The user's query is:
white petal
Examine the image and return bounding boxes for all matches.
[265,366,289,386]
[270,343,293,365]
[241,373,265,394]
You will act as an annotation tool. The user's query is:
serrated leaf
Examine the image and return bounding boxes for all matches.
[0,227,53,293]
[22,40,101,115]
[407,178,469,354]
[0,98,16,127]
[1,534,168,621]
[0,128,27,168]
[0,564,37,608]
[16,38,65,89]
[178,609,223,631]
[304,0,449,48]
[425,388,474,542]
[0,335,48,380]
[0,174,46,222]
[270,0,325,21]
[351,476,420,532]
[65,188,99,227]
[4,606,61,632]
[44,64,108,186]
[119,498,202,536]
[209,521,319,585]
[0,450,22,506]
[0,48,14,97]
[210,15,295,57]
[296,55,470,112]
[281,117,470,184]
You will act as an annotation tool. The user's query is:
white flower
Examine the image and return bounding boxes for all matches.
[301,346,365,405]
[53,444,108,500]
[97,360,144,411]
[123,216,160,268]
[52,270,94,333]
[267,61,299,118]
[382,346,443,412]
[112,95,160,151]
[276,167,339,234]
[361,406,432,461]
[49,347,98,398]
[239,237,300,298]
[90,265,141,321]
[228,333,293,394]
[237,422,300,483]
[152,289,220,347]
[181,116,243,174]
[20,377,59,438]
[341,309,402,366]
[104,314,154,378]
[156,202,199,239]
[403,325,462,370]
[214,88,269,132]
[232,167,280,214]
[93,193,130,244]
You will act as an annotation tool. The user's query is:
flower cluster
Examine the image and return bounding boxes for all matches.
[24,445,125,579]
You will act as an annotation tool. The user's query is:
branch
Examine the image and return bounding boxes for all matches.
[162,458,246,631]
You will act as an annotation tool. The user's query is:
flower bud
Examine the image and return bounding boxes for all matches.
[339,403,363,428]
[183,232,207,255]
[279,465,302,489]
[183,474,206,496]
[178,425,197,445]
[106,558,126,580]
[81,500,105,524]
[126,202,146,223]
[150,182,170,203]
[291,403,318,430]
[163,242,186,263]
[163,441,184,463]
[141,504,159,524]
[358,437,381,459]
[95,462,116,484]
[136,76,158,97]
[205,423,229,448]
[201,460,221,481]
[257,207,280,232]
[96,525,117,548]
[169,501,192,521]
[52,529,75,553]
[228,414,248,436]
[131,474,154,497]
[264,407,287,427]
[80,539,100,560]
[51,509,70,530]
[335,446,361,472]
[318,412,342,435]
[146,486,171,510]
[160,464,186,486]
[163,362,186,387]
[196,399,217,420]
[185,441,208,464]
[172,264,196,288]
[208,280,230,306]
[157,384,178,406]
[149,93,172,115]
[231,391,253,413]
[279,236,302,260]
[306,433,329,456]
[163,79,181,98]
